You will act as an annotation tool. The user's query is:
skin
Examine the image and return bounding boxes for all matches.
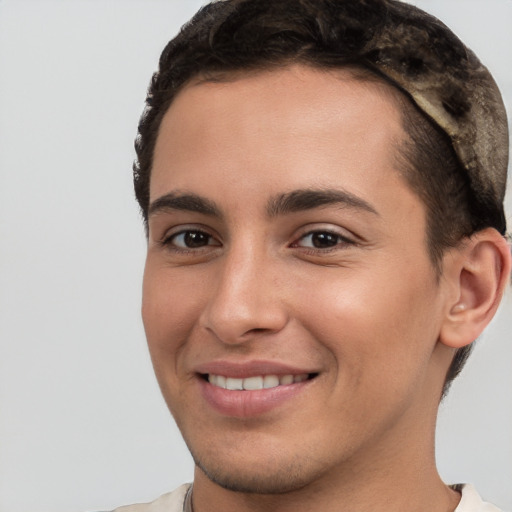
[142,66,507,512]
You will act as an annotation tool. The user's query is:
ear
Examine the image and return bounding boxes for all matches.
[439,228,511,349]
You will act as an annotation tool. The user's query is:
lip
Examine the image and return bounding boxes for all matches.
[195,360,315,378]
[195,360,317,418]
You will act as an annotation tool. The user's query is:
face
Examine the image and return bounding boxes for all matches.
[143,66,453,494]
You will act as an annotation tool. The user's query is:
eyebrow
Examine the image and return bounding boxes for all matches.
[148,192,222,218]
[266,188,379,217]
[148,188,379,220]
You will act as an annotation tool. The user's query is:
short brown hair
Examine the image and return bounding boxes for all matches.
[133,0,507,394]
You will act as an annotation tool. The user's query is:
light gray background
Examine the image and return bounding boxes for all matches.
[0,1,510,511]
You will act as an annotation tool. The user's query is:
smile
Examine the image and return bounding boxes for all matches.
[199,370,317,417]
[207,373,310,390]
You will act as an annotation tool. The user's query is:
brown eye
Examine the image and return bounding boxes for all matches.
[168,230,218,249]
[310,232,339,248]
[295,230,354,250]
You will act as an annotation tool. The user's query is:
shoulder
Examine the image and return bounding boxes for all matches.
[109,483,191,512]
[455,484,507,512]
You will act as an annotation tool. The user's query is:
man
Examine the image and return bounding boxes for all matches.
[116,0,511,510]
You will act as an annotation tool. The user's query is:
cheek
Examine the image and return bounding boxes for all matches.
[298,270,443,426]
[295,261,441,367]
[141,264,207,356]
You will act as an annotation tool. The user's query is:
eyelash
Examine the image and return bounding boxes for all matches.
[160,229,219,252]
[160,227,355,254]
[291,229,356,252]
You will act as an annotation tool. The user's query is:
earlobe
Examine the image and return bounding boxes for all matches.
[440,228,511,349]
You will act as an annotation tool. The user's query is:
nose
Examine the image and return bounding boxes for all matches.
[199,245,289,345]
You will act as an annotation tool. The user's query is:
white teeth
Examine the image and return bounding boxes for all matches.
[263,375,279,389]
[243,376,264,390]
[279,374,294,385]
[225,377,244,390]
[208,373,310,390]
[208,374,221,387]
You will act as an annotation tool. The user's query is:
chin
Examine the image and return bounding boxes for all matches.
[195,458,313,494]
[187,439,329,495]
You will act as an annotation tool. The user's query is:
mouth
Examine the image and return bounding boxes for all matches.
[195,362,319,416]
[201,373,318,390]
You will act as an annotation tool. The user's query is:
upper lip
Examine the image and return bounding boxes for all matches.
[194,360,318,378]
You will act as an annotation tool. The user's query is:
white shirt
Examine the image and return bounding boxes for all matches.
[110,483,506,512]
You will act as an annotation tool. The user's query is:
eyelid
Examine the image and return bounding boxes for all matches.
[170,232,217,249]
[159,224,222,248]
[290,225,358,251]
[293,224,356,240]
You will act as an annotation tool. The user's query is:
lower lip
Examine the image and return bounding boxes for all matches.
[199,377,312,418]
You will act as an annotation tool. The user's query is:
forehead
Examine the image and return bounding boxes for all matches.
[151,65,408,200]
[169,65,405,131]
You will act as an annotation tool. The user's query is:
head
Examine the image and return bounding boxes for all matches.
[135,0,510,493]
[137,0,511,495]
[134,0,509,396]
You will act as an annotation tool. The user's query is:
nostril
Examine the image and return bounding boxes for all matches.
[246,328,270,335]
